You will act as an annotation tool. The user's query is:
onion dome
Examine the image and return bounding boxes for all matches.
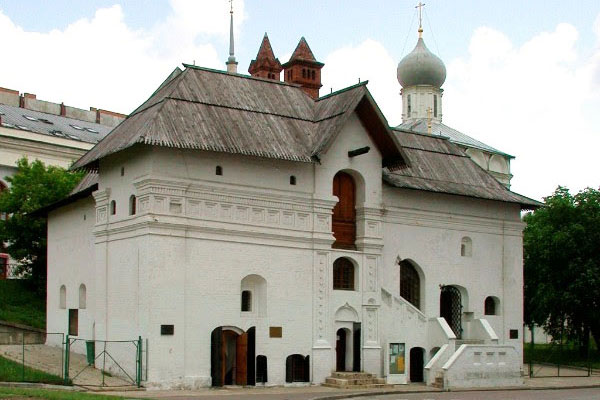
[397,37,446,88]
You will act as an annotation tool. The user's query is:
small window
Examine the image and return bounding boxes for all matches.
[120,167,125,176]
[290,176,296,185]
[241,290,252,312]
[79,284,86,309]
[311,70,315,80]
[23,115,38,121]
[70,124,84,131]
[302,68,306,78]
[216,166,223,176]
[68,309,78,336]
[461,237,472,257]
[434,95,438,117]
[509,329,519,339]
[110,200,116,215]
[484,296,499,315]
[161,325,174,335]
[407,94,412,114]
[129,195,136,215]
[333,258,355,290]
[59,285,66,309]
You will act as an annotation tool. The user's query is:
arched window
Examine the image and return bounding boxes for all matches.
[241,290,252,312]
[256,355,268,383]
[400,260,420,309]
[216,166,223,176]
[290,176,296,185]
[332,172,356,249]
[484,296,499,315]
[79,284,86,309]
[461,237,472,257]
[110,200,116,215]
[59,285,66,309]
[129,195,136,215]
[285,354,309,382]
[333,258,355,290]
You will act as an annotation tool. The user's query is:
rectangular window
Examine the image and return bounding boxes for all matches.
[241,290,252,312]
[509,329,518,339]
[161,325,174,335]
[434,95,438,117]
[68,309,78,336]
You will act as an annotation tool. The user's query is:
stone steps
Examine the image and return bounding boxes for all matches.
[322,371,394,389]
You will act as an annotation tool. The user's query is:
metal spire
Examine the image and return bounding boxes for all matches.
[416,2,425,38]
[226,0,238,73]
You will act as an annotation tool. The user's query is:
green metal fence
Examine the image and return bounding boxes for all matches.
[0,331,144,388]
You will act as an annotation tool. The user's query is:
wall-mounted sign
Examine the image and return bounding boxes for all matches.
[389,343,405,374]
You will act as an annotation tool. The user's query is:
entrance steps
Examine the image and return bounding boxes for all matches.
[455,339,485,347]
[322,372,391,389]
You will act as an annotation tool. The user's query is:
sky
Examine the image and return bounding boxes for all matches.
[0,0,599,201]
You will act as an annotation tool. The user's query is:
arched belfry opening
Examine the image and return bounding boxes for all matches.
[332,171,356,249]
[211,326,256,386]
[440,286,462,339]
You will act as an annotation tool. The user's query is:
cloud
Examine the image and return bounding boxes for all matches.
[0,1,245,114]
[442,19,600,199]
[322,39,401,125]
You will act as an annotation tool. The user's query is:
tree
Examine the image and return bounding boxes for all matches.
[524,186,600,353]
[0,158,83,290]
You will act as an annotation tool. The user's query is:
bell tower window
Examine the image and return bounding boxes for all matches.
[407,94,412,115]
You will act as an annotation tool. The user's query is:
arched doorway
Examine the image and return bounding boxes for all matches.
[332,171,356,249]
[440,286,462,339]
[285,354,310,382]
[210,326,256,386]
[409,347,425,382]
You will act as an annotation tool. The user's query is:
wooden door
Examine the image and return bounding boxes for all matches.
[332,172,356,249]
[236,332,248,385]
[246,327,256,386]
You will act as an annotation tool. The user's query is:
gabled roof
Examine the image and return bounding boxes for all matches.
[386,128,541,209]
[248,33,282,73]
[72,66,407,170]
[397,119,513,158]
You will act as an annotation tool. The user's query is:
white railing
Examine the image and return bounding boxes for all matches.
[423,317,456,385]
[442,344,522,389]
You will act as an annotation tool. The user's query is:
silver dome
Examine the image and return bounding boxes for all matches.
[397,37,446,88]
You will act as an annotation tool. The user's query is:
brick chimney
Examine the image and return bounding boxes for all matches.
[282,37,324,99]
[248,33,282,80]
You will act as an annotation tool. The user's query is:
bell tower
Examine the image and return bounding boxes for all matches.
[248,33,282,80]
[282,37,324,99]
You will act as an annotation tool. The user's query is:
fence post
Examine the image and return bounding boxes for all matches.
[137,336,142,387]
[21,332,25,382]
[64,334,70,385]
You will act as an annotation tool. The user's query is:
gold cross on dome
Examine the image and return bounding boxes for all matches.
[416,2,425,33]
[229,0,234,13]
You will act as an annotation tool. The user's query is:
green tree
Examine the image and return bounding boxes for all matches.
[524,186,600,353]
[0,158,83,291]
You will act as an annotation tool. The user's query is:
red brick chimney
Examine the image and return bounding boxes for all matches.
[282,37,324,99]
[248,33,282,81]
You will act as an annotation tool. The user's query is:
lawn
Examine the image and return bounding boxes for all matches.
[0,279,45,329]
[0,387,124,400]
[524,342,600,370]
[0,355,65,385]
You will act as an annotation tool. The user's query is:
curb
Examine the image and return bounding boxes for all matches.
[0,382,81,391]
[311,384,600,400]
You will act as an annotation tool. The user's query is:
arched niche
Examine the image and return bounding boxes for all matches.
[241,274,267,317]
[78,284,86,309]
[489,154,509,174]
[335,303,359,322]
[484,296,500,316]
[465,148,488,170]
[461,237,472,257]
[59,285,66,309]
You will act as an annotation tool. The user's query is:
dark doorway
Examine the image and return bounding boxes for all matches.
[332,171,356,249]
[285,354,309,382]
[352,323,361,372]
[409,347,425,382]
[256,355,267,383]
[440,286,462,339]
[210,326,256,387]
[336,328,347,371]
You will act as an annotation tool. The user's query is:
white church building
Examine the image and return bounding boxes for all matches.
[43,18,540,389]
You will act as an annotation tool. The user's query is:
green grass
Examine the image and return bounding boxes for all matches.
[0,355,65,385]
[0,387,124,400]
[0,280,45,329]
[524,342,600,370]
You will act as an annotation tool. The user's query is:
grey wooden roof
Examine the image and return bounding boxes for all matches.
[0,104,111,144]
[72,65,407,170]
[386,128,540,209]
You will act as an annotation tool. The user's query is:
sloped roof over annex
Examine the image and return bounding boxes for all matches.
[72,65,407,171]
[385,128,541,209]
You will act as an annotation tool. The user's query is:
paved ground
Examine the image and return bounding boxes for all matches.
[349,388,600,400]
[0,343,133,388]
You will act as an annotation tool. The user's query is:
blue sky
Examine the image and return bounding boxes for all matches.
[0,1,599,199]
